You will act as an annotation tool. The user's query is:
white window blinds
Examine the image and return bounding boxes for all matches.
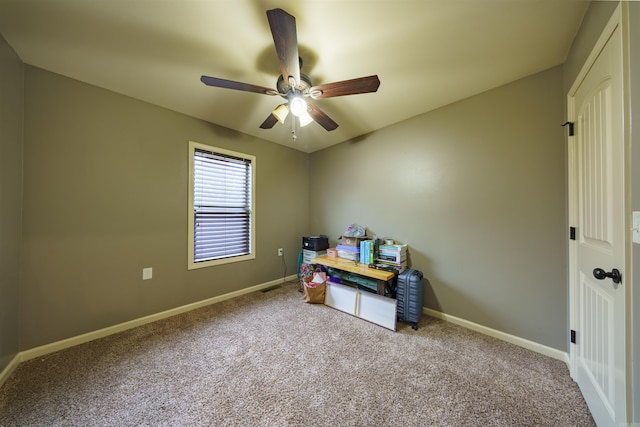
[193,148,252,263]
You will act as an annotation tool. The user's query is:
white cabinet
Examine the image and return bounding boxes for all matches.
[325,282,397,331]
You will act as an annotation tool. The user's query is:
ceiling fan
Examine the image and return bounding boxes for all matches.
[200,8,380,139]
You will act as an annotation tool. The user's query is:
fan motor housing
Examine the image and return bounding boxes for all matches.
[277,73,312,96]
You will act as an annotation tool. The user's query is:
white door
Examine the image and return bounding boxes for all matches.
[568,6,626,426]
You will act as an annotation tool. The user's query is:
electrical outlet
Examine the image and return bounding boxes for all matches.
[633,211,640,244]
[277,248,283,256]
[142,267,153,280]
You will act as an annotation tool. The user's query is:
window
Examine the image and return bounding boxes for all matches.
[188,141,255,269]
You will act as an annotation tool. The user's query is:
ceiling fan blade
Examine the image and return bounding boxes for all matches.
[309,75,380,99]
[308,103,338,131]
[266,8,300,87]
[200,75,277,95]
[259,113,279,129]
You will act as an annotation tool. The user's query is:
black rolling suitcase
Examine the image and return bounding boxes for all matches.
[396,269,424,330]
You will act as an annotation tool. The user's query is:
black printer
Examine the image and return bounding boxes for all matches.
[302,236,329,251]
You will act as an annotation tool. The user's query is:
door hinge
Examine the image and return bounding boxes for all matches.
[562,121,574,136]
[569,227,576,240]
[570,329,576,344]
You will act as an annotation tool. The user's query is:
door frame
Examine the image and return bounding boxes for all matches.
[567,2,632,420]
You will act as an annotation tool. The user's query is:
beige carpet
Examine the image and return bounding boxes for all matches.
[0,280,594,426]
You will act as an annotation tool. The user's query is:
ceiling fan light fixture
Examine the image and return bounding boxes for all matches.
[289,95,307,117]
[200,8,379,136]
[298,112,313,127]
[272,104,289,124]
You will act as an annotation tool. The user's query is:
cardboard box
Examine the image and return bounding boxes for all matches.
[327,248,338,258]
[340,235,367,247]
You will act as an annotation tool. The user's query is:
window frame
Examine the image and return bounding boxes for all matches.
[187,141,256,270]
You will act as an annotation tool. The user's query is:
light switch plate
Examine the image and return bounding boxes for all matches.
[633,212,640,244]
[142,267,153,280]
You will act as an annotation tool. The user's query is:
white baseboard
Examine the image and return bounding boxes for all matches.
[565,350,576,379]
[0,354,21,388]
[424,308,568,362]
[4,277,569,390]
[18,274,298,363]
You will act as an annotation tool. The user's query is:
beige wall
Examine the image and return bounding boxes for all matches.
[0,35,23,372]
[310,66,567,350]
[7,5,636,394]
[20,66,310,349]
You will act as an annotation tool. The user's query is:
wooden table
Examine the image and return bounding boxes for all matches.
[310,256,396,295]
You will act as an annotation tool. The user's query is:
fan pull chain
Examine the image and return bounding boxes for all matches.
[291,116,297,141]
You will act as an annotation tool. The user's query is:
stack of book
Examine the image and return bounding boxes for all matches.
[374,243,408,272]
[359,239,377,265]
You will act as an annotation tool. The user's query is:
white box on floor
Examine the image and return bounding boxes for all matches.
[324,282,397,331]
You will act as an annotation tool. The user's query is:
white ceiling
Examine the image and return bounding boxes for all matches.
[0,0,589,153]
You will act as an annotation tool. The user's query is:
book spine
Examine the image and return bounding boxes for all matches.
[377,253,406,263]
[364,240,370,265]
[379,244,408,252]
[376,260,407,267]
[369,240,374,265]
